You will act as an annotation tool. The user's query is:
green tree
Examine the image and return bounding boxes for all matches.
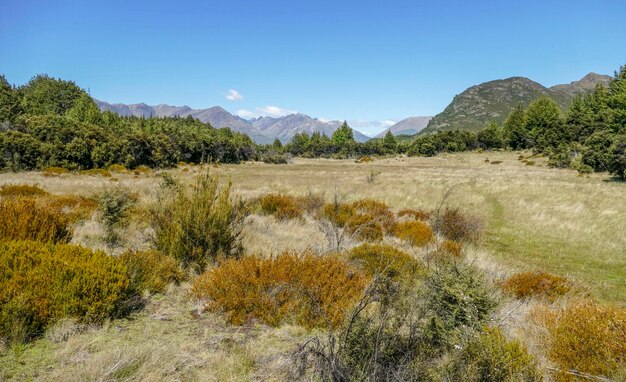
[524,96,563,151]
[607,134,626,180]
[0,75,20,123]
[272,138,282,149]
[382,130,397,152]
[66,93,102,124]
[502,104,528,149]
[607,65,626,133]
[19,74,86,116]
[331,121,355,144]
[477,122,504,149]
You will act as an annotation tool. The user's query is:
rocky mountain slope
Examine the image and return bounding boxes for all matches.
[375,116,432,138]
[420,73,611,134]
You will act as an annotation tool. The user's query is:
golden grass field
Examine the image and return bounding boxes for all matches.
[3,151,622,302]
[1,151,625,381]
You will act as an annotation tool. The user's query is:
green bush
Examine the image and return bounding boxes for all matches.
[97,186,138,247]
[445,327,542,382]
[424,262,499,347]
[0,240,133,344]
[151,171,248,271]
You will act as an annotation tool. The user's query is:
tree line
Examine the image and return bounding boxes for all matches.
[274,65,626,180]
[0,75,257,171]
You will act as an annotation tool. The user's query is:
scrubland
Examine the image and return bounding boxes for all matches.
[0,151,624,381]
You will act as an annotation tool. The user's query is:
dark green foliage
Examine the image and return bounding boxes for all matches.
[294,262,502,381]
[382,130,397,152]
[525,96,564,151]
[408,130,478,156]
[424,262,499,346]
[0,74,258,171]
[151,171,248,271]
[608,134,626,179]
[503,104,530,149]
[477,122,505,150]
[97,187,138,247]
[445,327,542,382]
[19,75,85,116]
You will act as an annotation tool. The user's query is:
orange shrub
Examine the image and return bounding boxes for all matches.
[348,243,423,280]
[397,208,431,221]
[0,184,48,197]
[394,220,433,247]
[0,240,133,343]
[351,199,396,233]
[0,198,72,243]
[435,208,483,244]
[294,193,325,214]
[500,271,573,301]
[119,250,185,293]
[259,194,303,220]
[428,239,463,263]
[42,194,98,222]
[532,300,626,381]
[192,253,368,329]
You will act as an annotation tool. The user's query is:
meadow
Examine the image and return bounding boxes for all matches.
[0,151,624,381]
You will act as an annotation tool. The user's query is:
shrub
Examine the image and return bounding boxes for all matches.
[108,164,129,173]
[397,208,431,221]
[79,168,112,177]
[0,198,71,243]
[500,271,573,301]
[38,194,98,222]
[424,262,499,346]
[42,166,70,176]
[0,184,48,197]
[532,300,626,381]
[446,327,542,381]
[192,252,368,329]
[258,193,303,220]
[490,160,503,165]
[261,153,289,164]
[96,186,138,247]
[319,198,396,247]
[0,240,133,343]
[394,220,433,247]
[133,165,151,174]
[348,243,423,281]
[118,250,185,293]
[294,192,325,215]
[152,171,248,271]
[428,239,463,263]
[435,208,484,244]
[355,155,374,163]
[350,199,396,233]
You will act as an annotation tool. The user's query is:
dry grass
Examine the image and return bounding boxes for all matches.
[0,151,625,380]
[1,152,622,302]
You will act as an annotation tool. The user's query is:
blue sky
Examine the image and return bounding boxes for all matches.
[1,0,625,135]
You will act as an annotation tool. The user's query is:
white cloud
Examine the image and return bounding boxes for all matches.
[382,120,396,127]
[257,105,298,117]
[225,89,244,101]
[235,109,256,119]
[235,105,298,119]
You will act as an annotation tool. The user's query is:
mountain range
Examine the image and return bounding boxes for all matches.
[420,73,611,134]
[94,100,370,144]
